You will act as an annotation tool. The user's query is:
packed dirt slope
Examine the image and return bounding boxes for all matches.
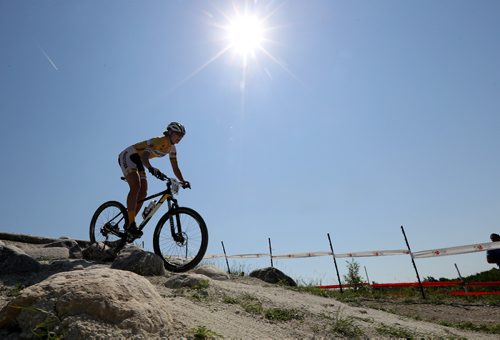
[0,233,498,338]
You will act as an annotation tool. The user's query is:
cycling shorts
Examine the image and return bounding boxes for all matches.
[118,147,147,180]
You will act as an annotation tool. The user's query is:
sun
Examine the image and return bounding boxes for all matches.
[226,14,264,57]
[173,2,296,91]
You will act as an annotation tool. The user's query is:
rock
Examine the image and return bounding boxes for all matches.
[24,247,70,261]
[44,239,82,259]
[0,243,40,274]
[0,232,91,248]
[0,232,62,244]
[0,268,172,338]
[46,259,96,272]
[192,265,230,280]
[111,246,166,276]
[249,267,297,286]
[165,273,211,289]
[82,243,117,262]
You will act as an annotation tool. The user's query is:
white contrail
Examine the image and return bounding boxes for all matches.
[39,46,58,70]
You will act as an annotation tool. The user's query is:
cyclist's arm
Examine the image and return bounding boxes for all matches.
[169,157,185,182]
[140,151,154,169]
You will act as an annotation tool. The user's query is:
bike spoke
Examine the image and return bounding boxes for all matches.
[154,207,208,272]
[90,202,128,245]
[160,220,202,260]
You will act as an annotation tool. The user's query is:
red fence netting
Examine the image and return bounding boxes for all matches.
[318,281,500,289]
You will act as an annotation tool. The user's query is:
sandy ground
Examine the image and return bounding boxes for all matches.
[146,275,499,339]
[1,237,499,338]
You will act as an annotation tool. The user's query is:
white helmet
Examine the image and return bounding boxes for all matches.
[166,122,186,135]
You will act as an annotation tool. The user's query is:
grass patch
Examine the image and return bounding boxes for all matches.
[227,293,303,322]
[190,290,209,302]
[193,279,210,290]
[291,286,337,298]
[190,325,223,339]
[376,324,417,338]
[189,279,210,301]
[293,283,500,308]
[440,321,500,334]
[241,300,263,314]
[13,305,62,339]
[223,293,264,314]
[6,283,25,297]
[222,295,239,304]
[321,307,363,337]
[329,315,362,337]
[264,307,304,322]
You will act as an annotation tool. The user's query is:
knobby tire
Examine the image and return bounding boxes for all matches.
[153,207,208,272]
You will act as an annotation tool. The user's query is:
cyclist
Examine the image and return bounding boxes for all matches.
[118,122,190,237]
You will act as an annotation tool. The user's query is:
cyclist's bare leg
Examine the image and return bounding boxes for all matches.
[125,171,141,227]
[135,177,148,214]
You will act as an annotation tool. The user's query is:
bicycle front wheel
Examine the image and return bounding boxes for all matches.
[89,201,128,245]
[153,207,208,272]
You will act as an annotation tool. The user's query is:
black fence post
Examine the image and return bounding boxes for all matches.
[454,263,468,293]
[268,238,274,268]
[401,226,426,299]
[364,266,371,287]
[327,233,343,293]
[221,241,231,274]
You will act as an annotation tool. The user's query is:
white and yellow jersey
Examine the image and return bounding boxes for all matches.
[131,136,177,159]
[118,136,177,177]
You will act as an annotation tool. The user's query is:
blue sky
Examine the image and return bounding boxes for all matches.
[1,0,499,283]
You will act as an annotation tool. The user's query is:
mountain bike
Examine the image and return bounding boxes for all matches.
[89,177,208,272]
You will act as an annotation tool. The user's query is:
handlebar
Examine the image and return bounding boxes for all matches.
[120,175,190,189]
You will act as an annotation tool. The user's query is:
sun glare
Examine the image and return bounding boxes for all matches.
[226,15,264,57]
[174,2,296,92]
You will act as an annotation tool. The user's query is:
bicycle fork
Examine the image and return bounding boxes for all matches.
[168,201,186,245]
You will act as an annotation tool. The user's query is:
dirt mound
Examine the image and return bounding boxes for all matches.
[0,232,498,339]
[1,268,172,338]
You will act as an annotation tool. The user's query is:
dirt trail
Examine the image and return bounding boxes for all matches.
[1,235,499,339]
[150,276,498,339]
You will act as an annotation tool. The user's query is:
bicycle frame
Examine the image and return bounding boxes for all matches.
[137,187,176,230]
[105,179,184,243]
[139,181,185,243]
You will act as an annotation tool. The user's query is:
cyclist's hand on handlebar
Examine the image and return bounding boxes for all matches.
[181,181,191,189]
[148,167,167,180]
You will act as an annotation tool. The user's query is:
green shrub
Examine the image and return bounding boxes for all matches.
[376,324,417,338]
[190,325,223,339]
[328,308,363,337]
[264,308,304,321]
[222,295,239,304]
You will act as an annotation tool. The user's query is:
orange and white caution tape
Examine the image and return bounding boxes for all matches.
[412,241,500,258]
[204,242,500,260]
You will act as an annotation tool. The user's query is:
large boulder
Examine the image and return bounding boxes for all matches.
[0,232,62,244]
[192,265,230,281]
[111,246,166,276]
[0,233,90,248]
[24,247,70,260]
[0,268,172,338]
[165,273,211,289]
[0,242,40,274]
[45,259,98,272]
[82,243,117,262]
[249,267,297,286]
[44,239,82,259]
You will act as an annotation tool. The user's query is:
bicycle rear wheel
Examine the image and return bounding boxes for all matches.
[153,207,208,272]
[89,201,128,246]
